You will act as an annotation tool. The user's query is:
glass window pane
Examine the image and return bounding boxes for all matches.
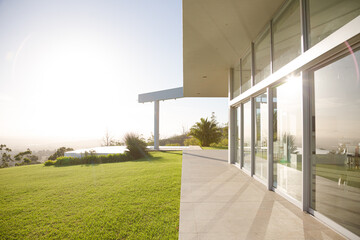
[235,106,241,165]
[273,0,301,72]
[232,61,241,99]
[255,92,268,181]
[241,51,252,93]
[254,28,271,84]
[309,0,360,48]
[273,75,302,201]
[311,49,360,236]
[243,100,252,171]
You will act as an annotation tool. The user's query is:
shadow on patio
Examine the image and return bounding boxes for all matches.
[179,150,345,240]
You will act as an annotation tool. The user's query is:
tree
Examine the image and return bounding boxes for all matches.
[0,144,12,168]
[14,148,32,162]
[282,133,298,161]
[14,148,39,165]
[189,115,222,147]
[146,133,154,146]
[48,147,74,160]
[23,158,31,164]
[29,155,39,163]
[221,123,228,139]
[103,130,115,146]
[273,110,278,141]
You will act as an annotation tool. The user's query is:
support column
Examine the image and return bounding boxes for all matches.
[251,97,255,176]
[267,87,274,191]
[302,71,311,212]
[228,68,235,164]
[229,106,236,164]
[154,100,160,150]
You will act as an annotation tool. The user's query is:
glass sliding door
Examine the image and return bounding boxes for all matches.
[311,49,360,236]
[255,92,268,181]
[243,100,252,171]
[235,106,241,165]
[272,75,302,201]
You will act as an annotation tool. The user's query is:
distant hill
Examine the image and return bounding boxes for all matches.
[147,134,190,146]
[0,137,102,151]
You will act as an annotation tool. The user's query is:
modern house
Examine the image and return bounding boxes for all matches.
[141,0,360,238]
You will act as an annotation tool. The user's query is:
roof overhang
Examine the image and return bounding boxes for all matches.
[183,0,285,97]
[138,87,183,103]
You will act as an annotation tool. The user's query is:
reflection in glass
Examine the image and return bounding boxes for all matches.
[272,0,301,72]
[232,61,241,99]
[235,106,241,165]
[273,76,302,201]
[241,51,252,93]
[254,28,271,84]
[311,50,360,236]
[243,100,251,171]
[255,92,268,181]
[309,0,360,47]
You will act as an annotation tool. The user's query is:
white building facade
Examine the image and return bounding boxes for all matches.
[182,0,360,238]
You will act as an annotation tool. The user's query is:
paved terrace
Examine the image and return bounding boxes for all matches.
[179,150,345,240]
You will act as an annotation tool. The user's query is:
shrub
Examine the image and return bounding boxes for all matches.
[184,137,200,146]
[165,143,180,146]
[124,133,148,159]
[210,138,228,148]
[44,160,56,166]
[54,156,74,166]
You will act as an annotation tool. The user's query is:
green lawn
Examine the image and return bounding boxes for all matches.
[276,162,360,188]
[316,164,360,188]
[202,146,228,150]
[0,151,182,240]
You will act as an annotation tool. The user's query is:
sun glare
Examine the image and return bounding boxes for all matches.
[7,30,136,139]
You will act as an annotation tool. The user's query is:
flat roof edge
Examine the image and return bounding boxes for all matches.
[138,87,183,103]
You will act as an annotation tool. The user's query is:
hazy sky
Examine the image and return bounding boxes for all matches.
[0,0,228,146]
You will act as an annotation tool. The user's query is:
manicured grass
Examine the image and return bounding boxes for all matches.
[316,164,360,188]
[277,162,360,188]
[0,151,182,240]
[202,146,228,150]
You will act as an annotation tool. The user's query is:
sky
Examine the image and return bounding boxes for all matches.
[0,0,228,149]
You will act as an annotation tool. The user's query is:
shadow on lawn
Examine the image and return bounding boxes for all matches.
[157,151,182,156]
[51,156,165,167]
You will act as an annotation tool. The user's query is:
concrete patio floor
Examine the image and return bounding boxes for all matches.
[179,150,346,240]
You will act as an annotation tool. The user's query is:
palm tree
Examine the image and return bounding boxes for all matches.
[189,117,222,147]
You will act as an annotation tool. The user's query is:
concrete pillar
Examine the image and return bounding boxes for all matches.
[267,87,273,191]
[228,106,236,164]
[154,100,160,150]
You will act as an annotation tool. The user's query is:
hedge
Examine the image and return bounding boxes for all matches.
[44,152,133,166]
